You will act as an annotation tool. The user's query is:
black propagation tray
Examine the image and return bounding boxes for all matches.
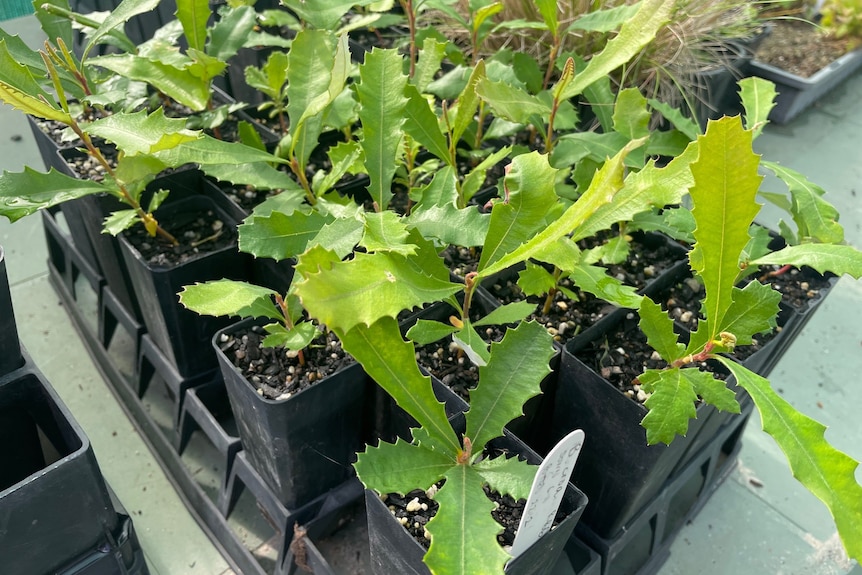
[41,204,748,575]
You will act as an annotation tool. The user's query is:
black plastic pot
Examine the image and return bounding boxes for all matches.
[365,431,588,575]
[0,368,119,575]
[692,41,753,127]
[215,317,369,509]
[0,246,23,376]
[119,195,249,378]
[549,309,715,539]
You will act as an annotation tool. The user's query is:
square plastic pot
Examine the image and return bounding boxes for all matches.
[215,318,369,509]
[0,245,23,376]
[119,195,249,378]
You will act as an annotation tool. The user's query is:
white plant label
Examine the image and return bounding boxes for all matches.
[509,429,585,559]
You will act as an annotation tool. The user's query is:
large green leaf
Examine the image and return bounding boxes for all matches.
[477,138,643,279]
[466,321,554,452]
[84,0,160,58]
[152,135,288,168]
[560,0,674,100]
[425,465,512,575]
[295,249,461,334]
[687,117,762,344]
[0,40,69,123]
[712,281,781,347]
[355,437,455,495]
[534,0,559,36]
[358,48,409,210]
[84,109,198,155]
[407,169,490,246]
[176,0,209,52]
[478,152,558,271]
[638,297,685,362]
[0,167,112,222]
[360,210,416,255]
[286,30,334,164]
[178,279,281,320]
[238,210,362,261]
[201,162,302,192]
[749,244,862,279]
[413,37,447,93]
[762,161,844,244]
[208,5,256,62]
[475,78,550,125]
[717,358,862,562]
[569,264,643,309]
[739,77,777,139]
[338,317,461,453]
[403,83,450,163]
[638,367,699,445]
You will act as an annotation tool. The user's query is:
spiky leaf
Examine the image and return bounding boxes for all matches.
[569,264,643,309]
[286,30,334,163]
[355,437,455,495]
[413,37,447,93]
[238,211,361,261]
[638,367,699,445]
[473,454,536,501]
[749,244,862,278]
[638,297,685,362]
[360,211,416,255]
[706,281,781,349]
[739,77,777,139]
[84,109,198,155]
[0,168,112,222]
[208,5,257,61]
[152,135,287,167]
[466,321,554,452]
[613,88,650,140]
[262,322,319,350]
[84,0,160,57]
[717,358,862,562]
[358,48,408,210]
[762,161,844,244]
[407,167,490,246]
[178,279,281,320]
[402,83,450,163]
[102,209,140,236]
[475,78,550,125]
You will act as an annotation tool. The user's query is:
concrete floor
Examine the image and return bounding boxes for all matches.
[1,13,861,575]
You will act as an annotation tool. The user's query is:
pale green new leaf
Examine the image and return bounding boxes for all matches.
[466,321,554,452]
[0,81,71,124]
[339,317,461,453]
[598,235,630,265]
[690,372,739,414]
[478,151,558,270]
[517,262,557,298]
[473,301,536,327]
[84,0,160,58]
[403,83,450,163]
[358,48,409,210]
[296,250,461,334]
[208,5,256,61]
[406,319,459,346]
[638,297,684,362]
[569,264,643,309]
[102,209,140,236]
[639,367,698,445]
[530,236,581,271]
[689,281,780,353]
[245,51,289,101]
[84,109,199,155]
[452,324,491,366]
[407,204,490,247]
[89,54,211,110]
[414,37,447,93]
[0,168,112,222]
[452,60,485,146]
[688,117,762,342]
[561,0,674,100]
[261,321,319,350]
[478,138,643,279]
[178,279,280,320]
[360,211,416,255]
[176,0,210,52]
[717,358,862,562]
[567,3,640,33]
[739,77,777,139]
[762,161,844,244]
[535,0,559,36]
[750,244,862,279]
[286,30,333,163]
[613,88,650,140]
[474,454,536,501]
[355,437,455,495]
[0,39,55,106]
[475,77,550,125]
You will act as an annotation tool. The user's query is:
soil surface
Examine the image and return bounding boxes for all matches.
[756,19,853,77]
[123,204,236,267]
[217,325,354,400]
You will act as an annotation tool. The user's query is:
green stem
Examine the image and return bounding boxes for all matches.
[290,157,316,205]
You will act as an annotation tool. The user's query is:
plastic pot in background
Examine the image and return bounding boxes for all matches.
[0,245,23,376]
[119,195,249,378]
[365,430,588,575]
[214,317,368,509]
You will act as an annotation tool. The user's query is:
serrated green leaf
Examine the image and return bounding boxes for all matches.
[280,0,379,31]
[560,0,674,100]
[102,209,140,236]
[474,454,536,501]
[613,88,650,140]
[551,131,631,167]
[176,0,209,52]
[639,297,684,362]
[569,263,643,309]
[356,437,455,495]
[84,109,199,155]
[208,5,256,62]
[475,77,550,125]
[739,77,777,139]
[358,48,409,211]
[84,0,160,58]
[407,167,490,247]
[360,211,416,255]
[178,279,281,320]
[452,60,485,146]
[403,83,450,163]
[648,98,701,140]
[461,146,511,204]
[0,167,113,222]
[153,135,287,168]
[750,244,862,278]
[296,250,461,334]
[413,37,447,93]
[530,237,581,271]
[597,234,630,265]
[407,319,460,346]
[286,30,333,165]
[239,211,333,260]
[717,358,862,562]
[639,367,698,445]
[763,161,844,244]
[631,207,695,243]
[473,301,536,327]
[425,465,512,575]
[261,321,318,350]
[517,262,556,298]
[703,281,780,351]
[466,321,554,451]
[478,151,558,271]
[147,189,170,213]
[0,77,70,124]
[339,317,461,453]
[690,371,739,414]
[688,117,762,343]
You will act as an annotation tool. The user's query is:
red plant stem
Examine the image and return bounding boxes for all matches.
[274,292,306,366]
